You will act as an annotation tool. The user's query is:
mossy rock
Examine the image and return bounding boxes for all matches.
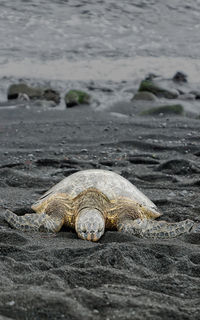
[8,83,43,100]
[138,80,178,99]
[65,90,91,108]
[7,83,60,104]
[140,104,184,116]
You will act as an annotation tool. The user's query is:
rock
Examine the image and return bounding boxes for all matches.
[42,89,60,104]
[140,104,184,116]
[7,83,60,105]
[195,93,200,100]
[132,91,157,101]
[8,83,43,100]
[128,155,160,165]
[138,80,179,99]
[145,73,159,81]
[156,159,200,174]
[178,93,195,101]
[190,90,200,100]
[65,90,91,108]
[172,71,188,83]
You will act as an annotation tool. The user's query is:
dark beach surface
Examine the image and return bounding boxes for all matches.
[0,102,200,320]
[0,1,200,319]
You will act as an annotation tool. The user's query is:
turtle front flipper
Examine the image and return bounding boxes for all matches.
[117,217,194,239]
[4,209,64,232]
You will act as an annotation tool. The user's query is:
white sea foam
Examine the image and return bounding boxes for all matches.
[0,57,200,82]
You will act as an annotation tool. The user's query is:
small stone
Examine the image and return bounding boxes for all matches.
[180,190,188,196]
[173,71,188,83]
[190,90,200,100]
[80,149,88,153]
[93,309,99,314]
[42,88,60,104]
[179,93,195,101]
[132,91,157,101]
[7,300,15,306]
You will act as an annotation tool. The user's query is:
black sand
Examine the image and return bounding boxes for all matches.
[0,106,200,319]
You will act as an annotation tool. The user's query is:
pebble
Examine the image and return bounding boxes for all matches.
[93,309,99,314]
[6,301,15,306]
[169,192,176,197]
[80,149,88,153]
[180,190,188,196]
[28,154,34,157]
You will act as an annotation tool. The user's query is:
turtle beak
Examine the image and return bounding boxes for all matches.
[75,208,105,242]
[85,232,99,242]
[82,230,104,242]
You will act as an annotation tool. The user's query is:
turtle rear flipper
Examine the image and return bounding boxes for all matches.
[4,209,64,232]
[118,217,194,239]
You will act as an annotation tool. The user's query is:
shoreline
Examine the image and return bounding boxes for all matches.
[1,56,200,82]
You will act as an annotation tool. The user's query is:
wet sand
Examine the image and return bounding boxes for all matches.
[0,104,200,319]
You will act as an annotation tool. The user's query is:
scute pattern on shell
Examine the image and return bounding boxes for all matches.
[33,169,160,215]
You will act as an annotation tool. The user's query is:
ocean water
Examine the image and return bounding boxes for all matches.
[0,0,200,100]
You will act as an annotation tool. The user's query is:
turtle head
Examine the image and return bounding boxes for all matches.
[75,208,105,241]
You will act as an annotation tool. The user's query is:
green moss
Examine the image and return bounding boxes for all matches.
[65,90,91,107]
[140,104,184,116]
[138,80,178,99]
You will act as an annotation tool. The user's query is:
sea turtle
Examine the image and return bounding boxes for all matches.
[4,169,199,241]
